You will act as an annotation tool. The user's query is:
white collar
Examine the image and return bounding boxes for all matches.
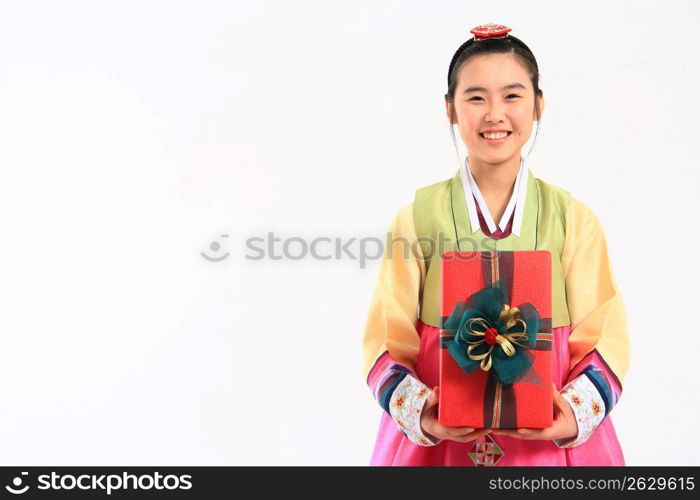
[460,156,528,236]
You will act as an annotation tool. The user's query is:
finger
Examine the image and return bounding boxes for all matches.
[491,428,528,437]
[464,428,492,438]
[499,431,538,440]
[449,429,492,443]
[446,425,476,433]
[445,427,489,439]
[446,435,474,443]
[496,427,538,435]
[490,428,513,436]
[442,425,476,436]
[490,428,541,439]
[516,427,540,435]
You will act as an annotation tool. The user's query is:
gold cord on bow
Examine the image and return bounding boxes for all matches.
[465,304,531,372]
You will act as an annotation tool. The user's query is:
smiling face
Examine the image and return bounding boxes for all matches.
[446,52,544,166]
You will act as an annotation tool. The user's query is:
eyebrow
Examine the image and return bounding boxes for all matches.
[462,83,527,95]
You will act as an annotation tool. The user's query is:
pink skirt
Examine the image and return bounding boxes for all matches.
[370,319,625,466]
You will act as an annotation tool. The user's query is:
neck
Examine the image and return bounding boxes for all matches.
[466,154,521,196]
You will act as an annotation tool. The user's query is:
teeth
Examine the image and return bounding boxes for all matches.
[482,132,509,139]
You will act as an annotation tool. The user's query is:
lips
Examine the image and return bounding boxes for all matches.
[479,131,512,144]
[479,131,512,138]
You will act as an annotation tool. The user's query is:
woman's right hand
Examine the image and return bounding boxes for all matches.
[420,386,493,443]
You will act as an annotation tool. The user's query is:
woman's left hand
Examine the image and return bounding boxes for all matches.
[490,383,578,441]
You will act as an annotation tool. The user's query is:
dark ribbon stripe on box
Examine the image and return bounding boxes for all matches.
[440,251,552,428]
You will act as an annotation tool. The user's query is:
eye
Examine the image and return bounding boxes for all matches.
[468,94,521,102]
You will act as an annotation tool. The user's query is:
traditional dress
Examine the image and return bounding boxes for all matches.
[362,156,630,466]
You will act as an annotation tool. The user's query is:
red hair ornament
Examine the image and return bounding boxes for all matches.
[470,23,512,41]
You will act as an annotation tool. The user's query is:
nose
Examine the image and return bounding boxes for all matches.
[484,101,506,124]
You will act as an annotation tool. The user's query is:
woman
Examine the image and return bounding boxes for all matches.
[362,24,630,466]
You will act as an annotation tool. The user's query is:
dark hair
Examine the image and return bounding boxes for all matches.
[444,35,543,156]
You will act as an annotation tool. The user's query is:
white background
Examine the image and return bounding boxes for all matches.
[0,0,698,465]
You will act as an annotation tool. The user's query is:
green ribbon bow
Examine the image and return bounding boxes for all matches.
[442,284,541,386]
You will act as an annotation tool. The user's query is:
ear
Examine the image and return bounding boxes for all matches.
[535,93,545,121]
[445,98,456,124]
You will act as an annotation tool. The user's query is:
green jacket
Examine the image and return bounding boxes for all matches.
[413,168,572,329]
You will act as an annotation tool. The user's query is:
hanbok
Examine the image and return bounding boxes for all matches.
[362,157,629,466]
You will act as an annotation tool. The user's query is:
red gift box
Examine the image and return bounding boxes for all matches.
[438,250,553,429]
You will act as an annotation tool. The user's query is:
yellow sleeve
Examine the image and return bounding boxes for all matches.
[560,197,631,387]
[361,203,426,379]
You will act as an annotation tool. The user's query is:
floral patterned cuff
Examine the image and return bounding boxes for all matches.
[553,374,607,448]
[389,375,442,447]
